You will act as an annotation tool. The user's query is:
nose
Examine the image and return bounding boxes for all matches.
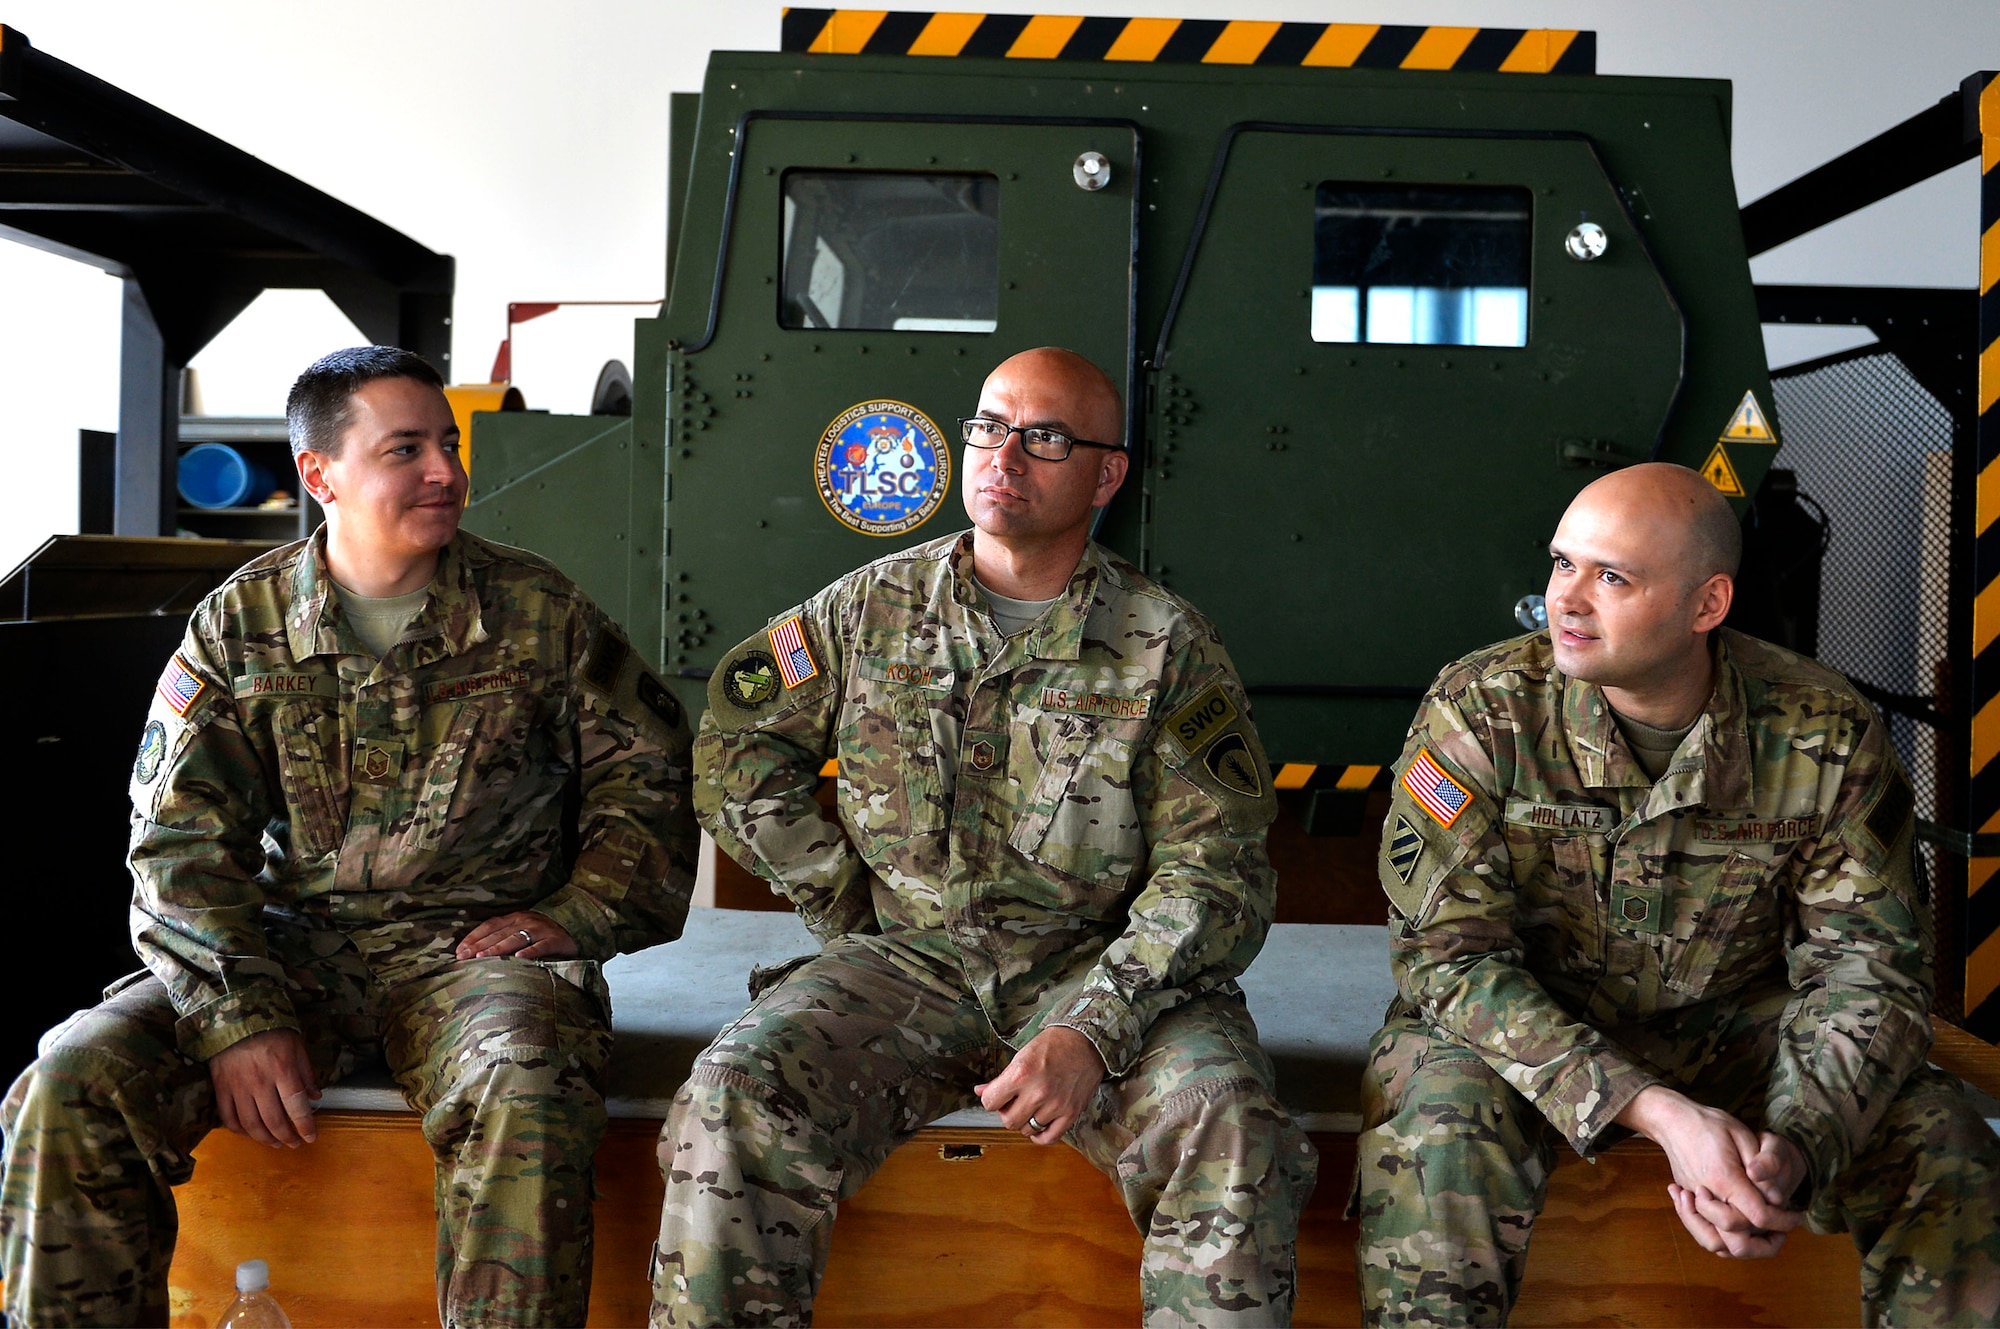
[980,425,1030,472]
[427,440,466,488]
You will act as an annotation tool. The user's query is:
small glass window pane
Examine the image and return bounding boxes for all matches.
[781,172,1000,333]
[1312,183,1532,347]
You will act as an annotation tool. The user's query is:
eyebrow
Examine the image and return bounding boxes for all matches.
[976,410,1080,436]
[1550,544,1638,580]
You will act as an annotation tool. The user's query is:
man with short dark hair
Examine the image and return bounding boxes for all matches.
[1355,462,2000,1325]
[0,345,697,1326]
[649,347,1317,1328]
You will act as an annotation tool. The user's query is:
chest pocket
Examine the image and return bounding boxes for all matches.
[1660,849,1784,998]
[1008,712,1144,896]
[837,672,946,847]
[1511,832,1608,976]
[271,701,349,859]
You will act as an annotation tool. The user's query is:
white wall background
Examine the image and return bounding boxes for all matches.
[1,0,1994,572]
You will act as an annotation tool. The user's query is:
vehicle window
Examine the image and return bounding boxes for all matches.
[780,172,1000,333]
[1311,182,1531,347]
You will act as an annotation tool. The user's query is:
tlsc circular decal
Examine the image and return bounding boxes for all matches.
[814,400,951,538]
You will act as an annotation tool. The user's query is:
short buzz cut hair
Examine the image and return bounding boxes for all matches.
[1688,480,1744,587]
[285,345,444,459]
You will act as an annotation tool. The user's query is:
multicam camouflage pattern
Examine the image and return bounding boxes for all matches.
[1,528,695,1326]
[650,936,1316,1328]
[1356,628,2000,1325]
[1,937,613,1327]
[669,530,1308,1325]
[1357,1002,2000,1326]
[695,531,1278,1077]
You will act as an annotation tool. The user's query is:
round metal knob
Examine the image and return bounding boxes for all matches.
[1073,151,1111,192]
[1515,593,1548,631]
[1564,222,1608,262]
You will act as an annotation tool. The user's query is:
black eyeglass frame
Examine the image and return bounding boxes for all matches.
[957,416,1123,462]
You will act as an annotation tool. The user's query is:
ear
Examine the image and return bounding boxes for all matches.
[1092,448,1130,509]
[1690,573,1733,634]
[297,450,336,505]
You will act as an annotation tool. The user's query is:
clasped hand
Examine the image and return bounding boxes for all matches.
[1620,1085,1808,1259]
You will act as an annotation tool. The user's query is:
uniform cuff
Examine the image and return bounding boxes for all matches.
[1549,1051,1660,1159]
[532,886,623,961]
[175,986,299,1062]
[1049,989,1141,1077]
[1766,1104,1844,1195]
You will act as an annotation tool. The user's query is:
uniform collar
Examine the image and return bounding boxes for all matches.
[946,532,1100,664]
[1559,632,1753,813]
[285,529,489,666]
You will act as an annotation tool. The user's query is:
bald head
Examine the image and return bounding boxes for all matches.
[986,347,1123,447]
[1571,462,1741,589]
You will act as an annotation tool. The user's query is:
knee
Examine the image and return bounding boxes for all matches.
[659,1068,830,1196]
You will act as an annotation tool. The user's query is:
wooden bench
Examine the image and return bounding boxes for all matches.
[165,909,1872,1328]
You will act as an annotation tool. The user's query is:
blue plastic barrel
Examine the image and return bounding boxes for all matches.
[178,443,276,509]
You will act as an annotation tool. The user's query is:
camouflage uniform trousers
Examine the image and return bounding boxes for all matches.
[649,934,1319,1328]
[0,919,613,1328]
[1352,986,2000,1327]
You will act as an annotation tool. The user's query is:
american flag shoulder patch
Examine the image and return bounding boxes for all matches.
[1402,747,1473,828]
[157,654,206,717]
[768,615,820,690]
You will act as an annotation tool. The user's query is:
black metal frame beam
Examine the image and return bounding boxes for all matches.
[1740,74,1986,257]
[0,24,454,534]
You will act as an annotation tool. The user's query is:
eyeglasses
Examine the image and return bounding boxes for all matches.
[958,416,1120,462]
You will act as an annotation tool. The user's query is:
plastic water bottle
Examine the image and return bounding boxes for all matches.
[215,1260,293,1328]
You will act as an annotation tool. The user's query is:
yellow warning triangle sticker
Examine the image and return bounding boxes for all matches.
[1719,389,1776,443]
[1701,443,1746,498]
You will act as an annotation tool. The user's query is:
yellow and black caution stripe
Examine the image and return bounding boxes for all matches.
[779,10,1594,74]
[1969,71,2000,1037]
[816,757,1388,788]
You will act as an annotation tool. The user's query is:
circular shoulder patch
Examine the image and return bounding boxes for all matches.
[134,720,167,785]
[814,399,951,537]
[721,649,781,709]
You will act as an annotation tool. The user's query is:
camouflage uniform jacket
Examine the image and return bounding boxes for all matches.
[128,529,697,1061]
[695,531,1278,1077]
[1380,627,1925,1193]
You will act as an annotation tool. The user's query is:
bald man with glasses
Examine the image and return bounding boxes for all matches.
[649,347,1317,1328]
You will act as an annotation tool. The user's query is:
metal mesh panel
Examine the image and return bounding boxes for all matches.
[1770,348,1955,916]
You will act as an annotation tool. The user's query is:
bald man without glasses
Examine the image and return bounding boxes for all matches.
[1354,463,2000,1325]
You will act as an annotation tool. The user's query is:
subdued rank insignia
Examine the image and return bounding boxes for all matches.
[134,720,166,785]
[157,654,206,717]
[354,739,404,785]
[722,650,780,709]
[968,739,997,772]
[637,672,683,727]
[1611,880,1663,933]
[768,615,820,689]
[1386,814,1423,886]
[1203,732,1263,797]
[581,627,630,693]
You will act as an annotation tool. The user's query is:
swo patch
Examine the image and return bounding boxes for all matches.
[1865,768,1914,853]
[134,720,166,785]
[582,627,630,693]
[637,672,683,727]
[1202,732,1263,797]
[814,400,951,537]
[1163,683,1238,759]
[721,650,780,709]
